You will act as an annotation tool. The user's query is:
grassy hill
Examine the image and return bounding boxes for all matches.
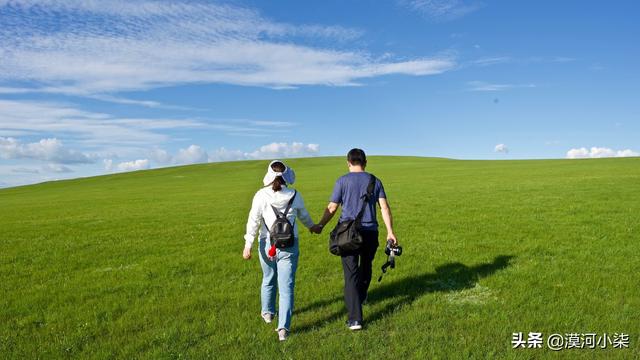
[1,156,638,359]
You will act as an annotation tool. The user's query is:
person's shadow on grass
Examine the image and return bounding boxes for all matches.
[295,255,514,332]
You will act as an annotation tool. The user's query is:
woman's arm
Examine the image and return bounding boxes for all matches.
[293,193,315,229]
[242,191,264,259]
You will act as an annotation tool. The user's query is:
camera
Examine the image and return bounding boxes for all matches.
[378,239,403,282]
[384,239,402,257]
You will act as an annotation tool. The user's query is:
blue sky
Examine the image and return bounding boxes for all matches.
[1,0,639,187]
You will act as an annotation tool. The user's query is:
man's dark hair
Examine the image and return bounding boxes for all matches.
[271,161,286,191]
[347,148,367,166]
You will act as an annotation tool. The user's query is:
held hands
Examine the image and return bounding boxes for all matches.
[310,224,324,234]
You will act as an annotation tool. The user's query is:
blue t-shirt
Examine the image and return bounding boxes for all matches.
[330,172,386,230]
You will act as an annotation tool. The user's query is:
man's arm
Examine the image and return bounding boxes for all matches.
[311,202,339,233]
[378,197,398,245]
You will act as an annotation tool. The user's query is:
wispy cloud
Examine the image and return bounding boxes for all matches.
[0,0,455,96]
[0,86,182,109]
[7,163,73,174]
[400,0,483,21]
[471,57,512,67]
[11,167,40,174]
[467,81,536,92]
[527,56,575,64]
[43,163,73,173]
[0,100,298,157]
[464,56,575,69]
[0,100,192,155]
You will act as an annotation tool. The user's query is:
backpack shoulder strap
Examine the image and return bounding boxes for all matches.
[283,190,297,216]
[271,190,297,219]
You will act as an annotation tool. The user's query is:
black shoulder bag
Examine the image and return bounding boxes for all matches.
[329,175,376,256]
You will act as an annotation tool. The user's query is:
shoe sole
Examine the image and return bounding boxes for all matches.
[348,325,362,330]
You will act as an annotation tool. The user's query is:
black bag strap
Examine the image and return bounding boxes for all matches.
[354,175,376,227]
[271,190,297,219]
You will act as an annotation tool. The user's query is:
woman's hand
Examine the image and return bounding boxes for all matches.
[242,246,252,260]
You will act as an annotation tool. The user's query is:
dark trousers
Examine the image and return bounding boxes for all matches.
[341,230,379,322]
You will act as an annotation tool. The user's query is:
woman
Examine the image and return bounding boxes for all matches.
[242,160,316,341]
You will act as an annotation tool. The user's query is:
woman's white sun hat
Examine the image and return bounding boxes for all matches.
[262,160,296,187]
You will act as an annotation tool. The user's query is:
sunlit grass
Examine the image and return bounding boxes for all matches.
[1,156,638,358]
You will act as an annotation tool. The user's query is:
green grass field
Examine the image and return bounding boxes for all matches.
[1,156,638,359]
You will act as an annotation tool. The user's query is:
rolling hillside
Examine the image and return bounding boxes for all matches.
[1,156,638,359]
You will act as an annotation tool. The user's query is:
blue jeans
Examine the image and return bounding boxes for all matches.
[258,237,299,331]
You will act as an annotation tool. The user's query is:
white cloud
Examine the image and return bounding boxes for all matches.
[566,147,639,159]
[247,142,320,159]
[149,142,321,165]
[174,145,208,165]
[0,137,93,164]
[149,148,173,165]
[0,0,455,95]
[0,100,297,158]
[616,149,640,157]
[105,158,150,172]
[208,148,248,162]
[494,144,508,154]
[467,81,536,92]
[103,159,114,172]
[401,0,482,21]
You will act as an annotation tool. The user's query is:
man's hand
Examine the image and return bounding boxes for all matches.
[387,233,398,246]
[310,224,324,234]
[242,246,252,260]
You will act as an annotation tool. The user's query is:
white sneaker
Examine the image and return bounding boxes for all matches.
[261,312,274,324]
[277,328,288,341]
[347,320,363,330]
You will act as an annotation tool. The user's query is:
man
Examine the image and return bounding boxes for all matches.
[312,148,398,330]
